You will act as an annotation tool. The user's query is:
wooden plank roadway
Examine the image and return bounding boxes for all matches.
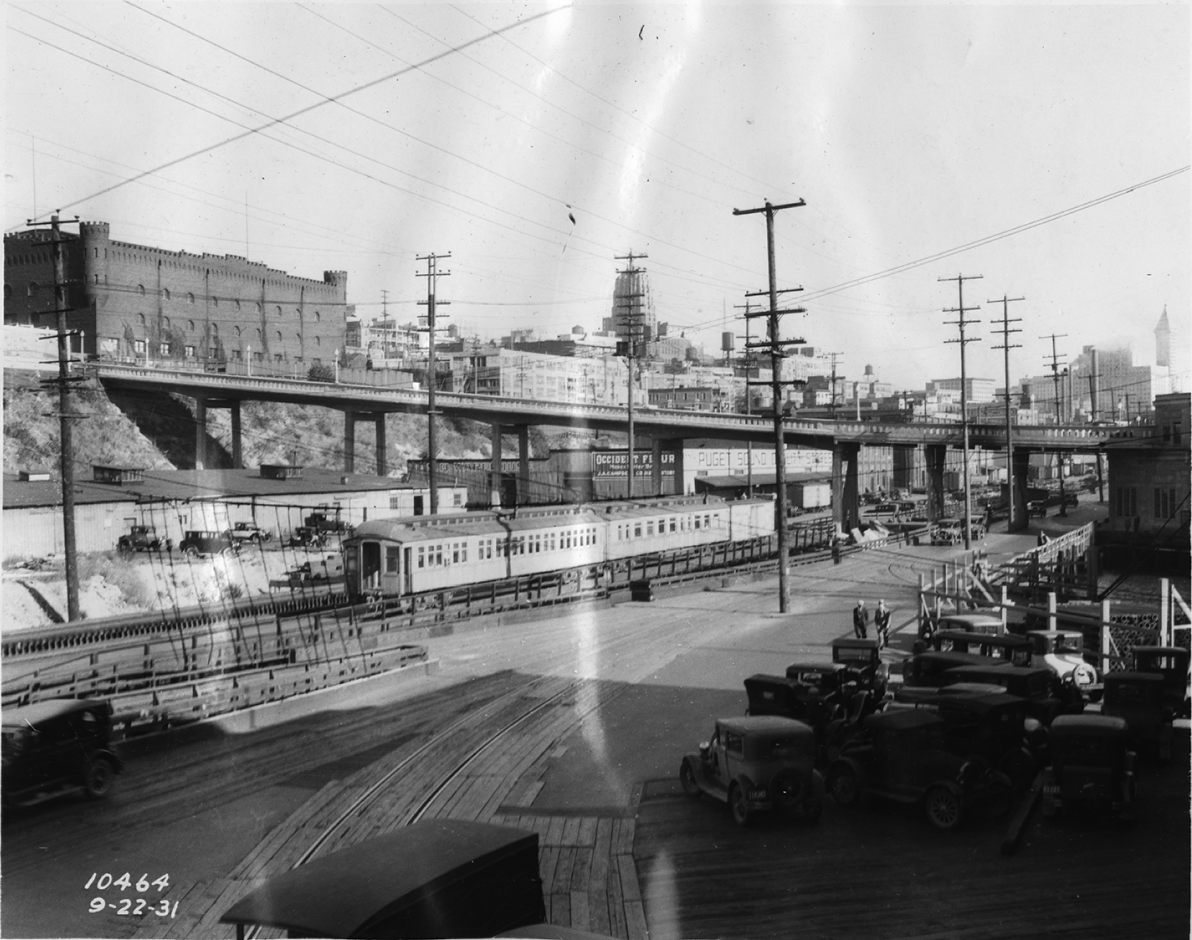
[133,674,649,940]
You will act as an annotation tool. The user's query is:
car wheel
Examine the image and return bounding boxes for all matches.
[84,758,114,799]
[184,546,199,558]
[827,763,860,806]
[729,784,750,827]
[925,785,963,830]
[679,760,701,799]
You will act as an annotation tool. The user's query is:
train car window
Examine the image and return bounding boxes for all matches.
[647,521,655,536]
[634,522,642,538]
[417,546,425,569]
[670,518,677,532]
[704,514,711,528]
[386,546,399,573]
[694,516,701,530]
[435,545,443,566]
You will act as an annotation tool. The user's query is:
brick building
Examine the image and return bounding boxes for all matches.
[4,222,349,368]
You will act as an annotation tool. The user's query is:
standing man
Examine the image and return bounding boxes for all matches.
[852,599,869,640]
[874,599,891,649]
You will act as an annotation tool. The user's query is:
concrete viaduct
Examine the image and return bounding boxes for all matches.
[96,365,1145,533]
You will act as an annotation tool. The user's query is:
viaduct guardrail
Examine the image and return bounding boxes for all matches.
[94,364,1141,452]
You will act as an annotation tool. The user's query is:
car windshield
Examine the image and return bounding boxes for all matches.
[1054,635,1083,654]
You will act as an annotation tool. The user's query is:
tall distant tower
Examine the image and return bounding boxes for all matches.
[1155,306,1171,368]
[605,267,657,345]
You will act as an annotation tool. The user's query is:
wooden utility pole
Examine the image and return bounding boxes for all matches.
[614,252,647,499]
[733,299,756,497]
[940,273,982,550]
[417,252,450,515]
[1041,333,1069,516]
[733,198,806,613]
[989,295,1024,532]
[26,213,83,620]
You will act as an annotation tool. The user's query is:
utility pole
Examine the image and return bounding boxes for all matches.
[614,252,647,499]
[417,252,450,515]
[827,352,844,423]
[734,198,807,613]
[1041,333,1069,516]
[28,213,83,620]
[989,294,1024,532]
[733,299,757,497]
[940,273,982,551]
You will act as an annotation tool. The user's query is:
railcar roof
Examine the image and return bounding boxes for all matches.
[351,509,606,542]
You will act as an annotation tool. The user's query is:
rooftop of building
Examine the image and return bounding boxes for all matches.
[3,466,413,510]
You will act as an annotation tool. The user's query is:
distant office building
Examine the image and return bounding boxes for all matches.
[603,265,657,348]
[4,221,350,367]
[927,377,997,403]
[1155,307,1171,368]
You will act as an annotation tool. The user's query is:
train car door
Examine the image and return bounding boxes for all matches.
[403,547,412,594]
[361,541,381,590]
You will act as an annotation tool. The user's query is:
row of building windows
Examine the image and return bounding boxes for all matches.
[131,339,316,364]
[131,315,324,347]
[616,513,718,540]
[7,281,329,320]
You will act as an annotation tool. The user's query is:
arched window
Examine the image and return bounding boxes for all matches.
[234,326,242,338]
[275,305,283,317]
[27,281,38,296]
[276,330,283,342]
[211,323,219,336]
[235,300,241,311]
[315,336,321,347]
[188,320,195,332]
[255,328,262,341]
[138,313,146,326]
[212,297,219,307]
[137,284,145,296]
[162,289,170,301]
[314,310,321,322]
[187,293,195,304]
[163,317,171,329]
[255,303,262,314]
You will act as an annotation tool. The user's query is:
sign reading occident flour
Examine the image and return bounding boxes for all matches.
[592,452,675,478]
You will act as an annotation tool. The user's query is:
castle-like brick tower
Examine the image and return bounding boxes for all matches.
[4,221,348,367]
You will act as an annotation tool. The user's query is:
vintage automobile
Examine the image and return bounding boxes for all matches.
[679,716,824,826]
[1100,671,1172,761]
[1025,630,1098,690]
[225,522,273,545]
[943,664,1083,725]
[1131,645,1191,718]
[902,650,1011,689]
[2,698,124,805]
[831,637,889,700]
[305,510,353,535]
[931,520,965,545]
[887,690,1044,791]
[1027,500,1048,518]
[116,524,162,553]
[179,529,240,557]
[825,709,1013,830]
[287,526,327,549]
[931,631,1033,667]
[1041,715,1136,820]
[934,613,1005,636]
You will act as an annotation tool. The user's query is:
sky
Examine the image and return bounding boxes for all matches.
[5,2,1189,392]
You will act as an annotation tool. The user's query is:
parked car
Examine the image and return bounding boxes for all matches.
[931,520,964,545]
[305,510,353,535]
[679,716,824,826]
[1041,715,1136,821]
[1100,672,1172,761]
[931,631,1033,667]
[1027,501,1048,518]
[871,502,899,514]
[225,522,273,545]
[886,690,1044,791]
[943,664,1083,725]
[117,524,162,553]
[826,709,1013,830]
[831,637,889,701]
[934,613,1004,636]
[288,526,326,549]
[1025,630,1098,690]
[1130,645,1191,719]
[179,529,239,557]
[2,699,124,806]
[902,651,1012,689]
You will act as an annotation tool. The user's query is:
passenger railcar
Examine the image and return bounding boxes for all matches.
[343,496,775,600]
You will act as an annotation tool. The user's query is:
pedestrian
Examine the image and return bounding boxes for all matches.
[852,599,869,640]
[874,599,891,649]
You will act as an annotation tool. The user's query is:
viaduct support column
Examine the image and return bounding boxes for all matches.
[1011,448,1031,531]
[651,439,663,497]
[925,444,947,523]
[343,412,356,474]
[230,401,242,469]
[517,425,530,507]
[374,415,387,477]
[194,397,207,470]
[832,442,861,533]
[490,423,503,509]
